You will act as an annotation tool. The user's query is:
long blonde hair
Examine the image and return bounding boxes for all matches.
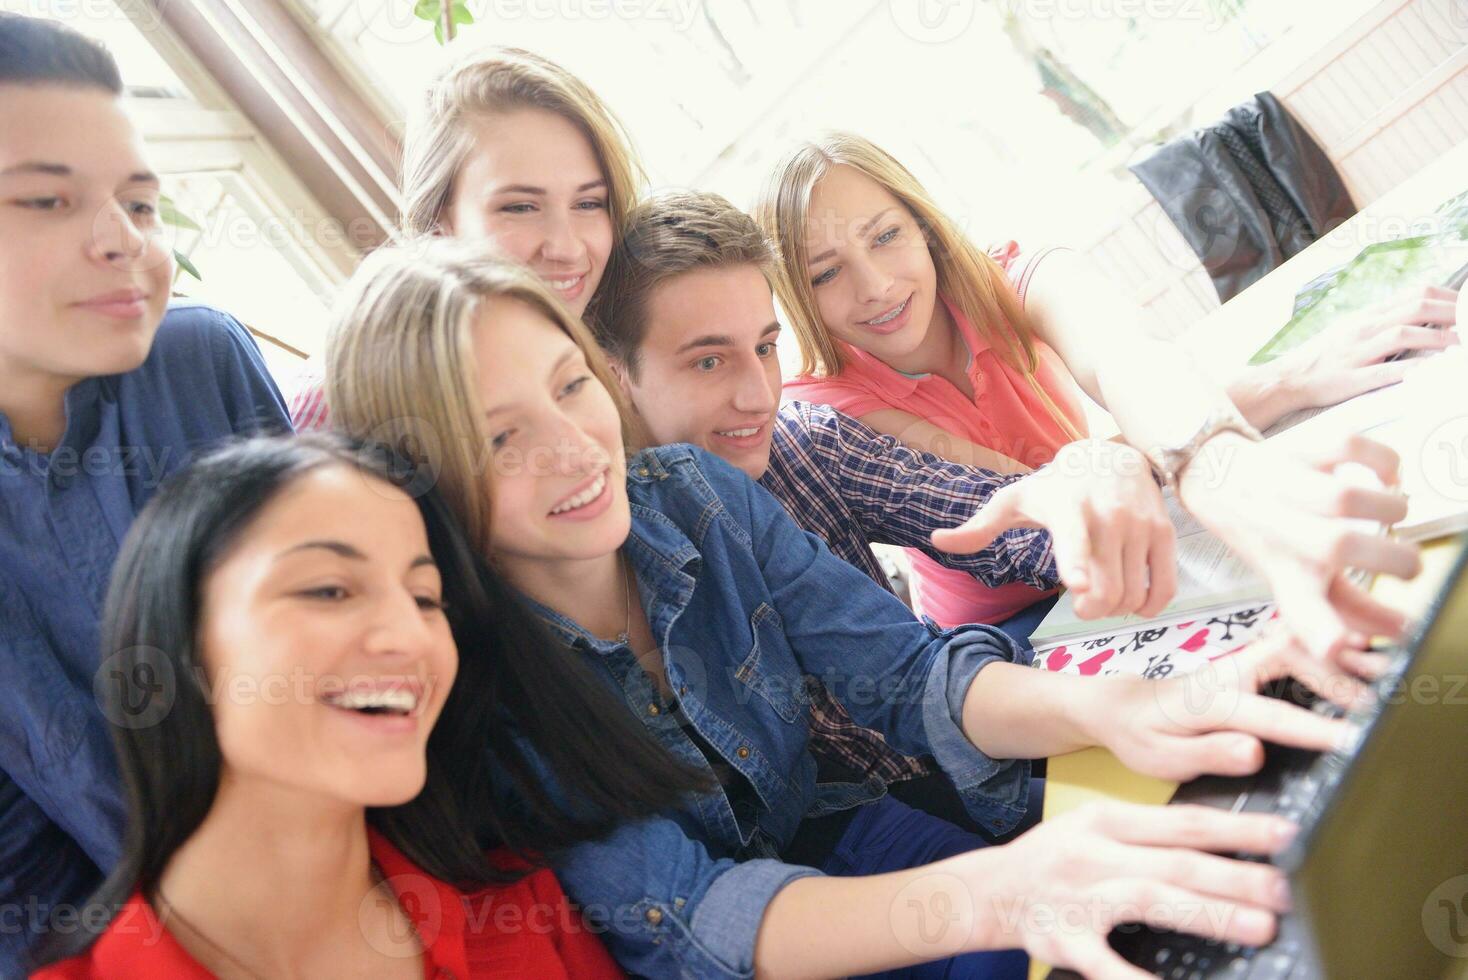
[324,238,641,548]
[401,46,644,238]
[754,132,1080,438]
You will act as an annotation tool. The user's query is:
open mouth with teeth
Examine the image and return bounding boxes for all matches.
[715,424,765,441]
[549,470,608,516]
[319,686,421,718]
[863,295,910,326]
[545,273,587,293]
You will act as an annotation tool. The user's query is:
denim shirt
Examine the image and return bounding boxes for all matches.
[521,444,1031,979]
[0,303,289,970]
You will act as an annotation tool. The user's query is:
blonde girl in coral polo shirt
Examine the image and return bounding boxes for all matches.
[758,131,1434,655]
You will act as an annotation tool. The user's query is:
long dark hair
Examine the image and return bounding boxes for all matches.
[37,434,707,965]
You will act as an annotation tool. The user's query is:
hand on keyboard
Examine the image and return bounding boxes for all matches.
[1090,632,1366,782]
[984,801,1295,980]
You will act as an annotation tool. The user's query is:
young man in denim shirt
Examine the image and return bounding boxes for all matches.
[586,189,1175,827]
[0,16,290,969]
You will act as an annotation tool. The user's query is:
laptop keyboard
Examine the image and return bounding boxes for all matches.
[1094,658,1407,979]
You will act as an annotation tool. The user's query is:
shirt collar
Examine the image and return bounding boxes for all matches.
[369,828,471,980]
[0,376,104,457]
[520,467,703,653]
[76,831,467,980]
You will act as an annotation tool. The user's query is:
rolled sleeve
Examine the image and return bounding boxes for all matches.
[927,626,1032,835]
[688,859,823,978]
[554,816,821,979]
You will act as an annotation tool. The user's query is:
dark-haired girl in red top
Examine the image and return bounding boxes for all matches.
[31,436,705,977]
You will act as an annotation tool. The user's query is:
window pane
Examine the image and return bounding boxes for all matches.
[303,0,1383,246]
[165,173,329,385]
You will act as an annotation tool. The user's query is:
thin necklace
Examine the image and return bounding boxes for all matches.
[154,888,268,980]
[155,862,405,979]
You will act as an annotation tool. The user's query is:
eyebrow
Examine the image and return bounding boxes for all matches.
[673,322,781,355]
[482,347,580,418]
[807,208,894,266]
[0,161,71,178]
[277,540,435,570]
[489,179,606,196]
[0,161,159,187]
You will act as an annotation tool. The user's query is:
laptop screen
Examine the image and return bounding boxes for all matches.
[1291,536,1468,978]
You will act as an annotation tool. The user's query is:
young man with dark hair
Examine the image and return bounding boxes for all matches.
[587,188,1175,827]
[0,15,290,969]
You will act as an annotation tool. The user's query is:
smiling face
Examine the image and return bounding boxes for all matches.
[444,108,614,315]
[473,296,630,574]
[804,164,940,365]
[0,84,172,390]
[197,464,456,809]
[620,264,781,480]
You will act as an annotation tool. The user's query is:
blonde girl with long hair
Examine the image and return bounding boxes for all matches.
[758,132,1424,657]
[291,46,642,430]
[320,237,1359,980]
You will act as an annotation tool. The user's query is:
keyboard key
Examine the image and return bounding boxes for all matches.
[1246,949,1297,979]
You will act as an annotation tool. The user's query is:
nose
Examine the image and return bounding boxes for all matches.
[541,409,611,479]
[850,253,894,306]
[88,199,152,268]
[536,209,586,268]
[731,356,778,415]
[361,586,439,661]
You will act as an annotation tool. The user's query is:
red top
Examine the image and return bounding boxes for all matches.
[32,830,624,980]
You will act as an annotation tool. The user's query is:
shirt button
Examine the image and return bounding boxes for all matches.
[50,471,72,491]
[647,703,660,716]
[736,746,750,759]
[645,907,663,926]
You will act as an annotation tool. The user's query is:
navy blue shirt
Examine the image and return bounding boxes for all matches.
[0,302,289,967]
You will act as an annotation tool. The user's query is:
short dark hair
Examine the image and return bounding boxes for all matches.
[0,13,123,93]
[586,189,776,377]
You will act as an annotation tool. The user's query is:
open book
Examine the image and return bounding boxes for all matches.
[1028,492,1270,646]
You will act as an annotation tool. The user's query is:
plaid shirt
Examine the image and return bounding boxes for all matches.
[760,401,1057,785]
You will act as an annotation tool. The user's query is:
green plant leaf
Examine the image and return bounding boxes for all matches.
[158,194,201,232]
[413,0,439,21]
[431,1,474,44]
[173,249,202,282]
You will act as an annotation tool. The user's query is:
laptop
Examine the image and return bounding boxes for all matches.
[1047,535,1468,980]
